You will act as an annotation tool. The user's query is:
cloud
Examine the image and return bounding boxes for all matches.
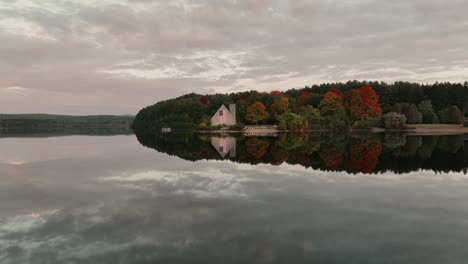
[0,0,467,114]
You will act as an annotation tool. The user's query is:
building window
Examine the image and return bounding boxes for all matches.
[219,146,224,152]
[219,110,223,116]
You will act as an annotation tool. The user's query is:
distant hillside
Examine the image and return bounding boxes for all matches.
[0,114,134,131]
[0,114,134,121]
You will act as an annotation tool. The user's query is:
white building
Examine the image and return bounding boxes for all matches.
[211,104,237,126]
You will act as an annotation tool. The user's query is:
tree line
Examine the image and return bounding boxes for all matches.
[132,81,468,131]
[0,114,134,130]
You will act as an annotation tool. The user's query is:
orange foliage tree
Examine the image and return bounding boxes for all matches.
[346,85,382,121]
[246,102,269,124]
[246,138,270,159]
[318,89,344,115]
[270,97,289,120]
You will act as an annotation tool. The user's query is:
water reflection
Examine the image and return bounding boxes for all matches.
[1,135,468,263]
[212,136,237,158]
[136,132,468,174]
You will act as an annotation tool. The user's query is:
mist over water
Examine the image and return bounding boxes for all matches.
[1,134,468,263]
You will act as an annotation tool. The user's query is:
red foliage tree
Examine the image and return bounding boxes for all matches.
[346,85,382,121]
[199,96,211,106]
[329,88,343,97]
[296,91,314,107]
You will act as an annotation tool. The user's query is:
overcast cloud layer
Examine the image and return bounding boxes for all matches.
[0,0,467,114]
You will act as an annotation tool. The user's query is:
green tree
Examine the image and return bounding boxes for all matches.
[278,112,305,131]
[438,106,463,124]
[301,105,321,130]
[321,106,349,131]
[382,112,406,129]
[403,104,422,124]
[417,100,439,124]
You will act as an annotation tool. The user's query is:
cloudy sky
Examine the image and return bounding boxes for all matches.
[0,0,467,114]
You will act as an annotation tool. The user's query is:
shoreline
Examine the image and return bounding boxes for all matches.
[196,126,468,136]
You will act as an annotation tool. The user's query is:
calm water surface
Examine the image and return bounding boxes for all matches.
[1,134,468,263]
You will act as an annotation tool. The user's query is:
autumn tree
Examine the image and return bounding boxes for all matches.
[346,85,382,122]
[270,97,289,120]
[199,96,211,106]
[318,89,344,115]
[246,102,269,124]
[270,90,284,97]
[317,89,349,130]
[296,91,314,108]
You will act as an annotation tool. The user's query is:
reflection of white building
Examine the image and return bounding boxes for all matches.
[211,137,237,158]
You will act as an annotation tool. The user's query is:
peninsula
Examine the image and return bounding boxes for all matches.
[132,81,468,134]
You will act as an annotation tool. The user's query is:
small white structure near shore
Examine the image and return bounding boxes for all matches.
[211,104,236,126]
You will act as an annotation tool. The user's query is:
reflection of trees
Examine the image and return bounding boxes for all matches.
[383,133,406,149]
[302,133,321,154]
[270,144,289,165]
[320,146,343,169]
[134,130,468,174]
[437,135,464,154]
[400,136,422,156]
[349,139,383,174]
[278,133,306,150]
[319,133,348,169]
[246,138,270,159]
[417,136,438,160]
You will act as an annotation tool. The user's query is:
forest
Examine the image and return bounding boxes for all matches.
[132,81,468,132]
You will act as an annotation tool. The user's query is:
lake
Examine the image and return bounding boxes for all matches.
[1,132,468,263]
